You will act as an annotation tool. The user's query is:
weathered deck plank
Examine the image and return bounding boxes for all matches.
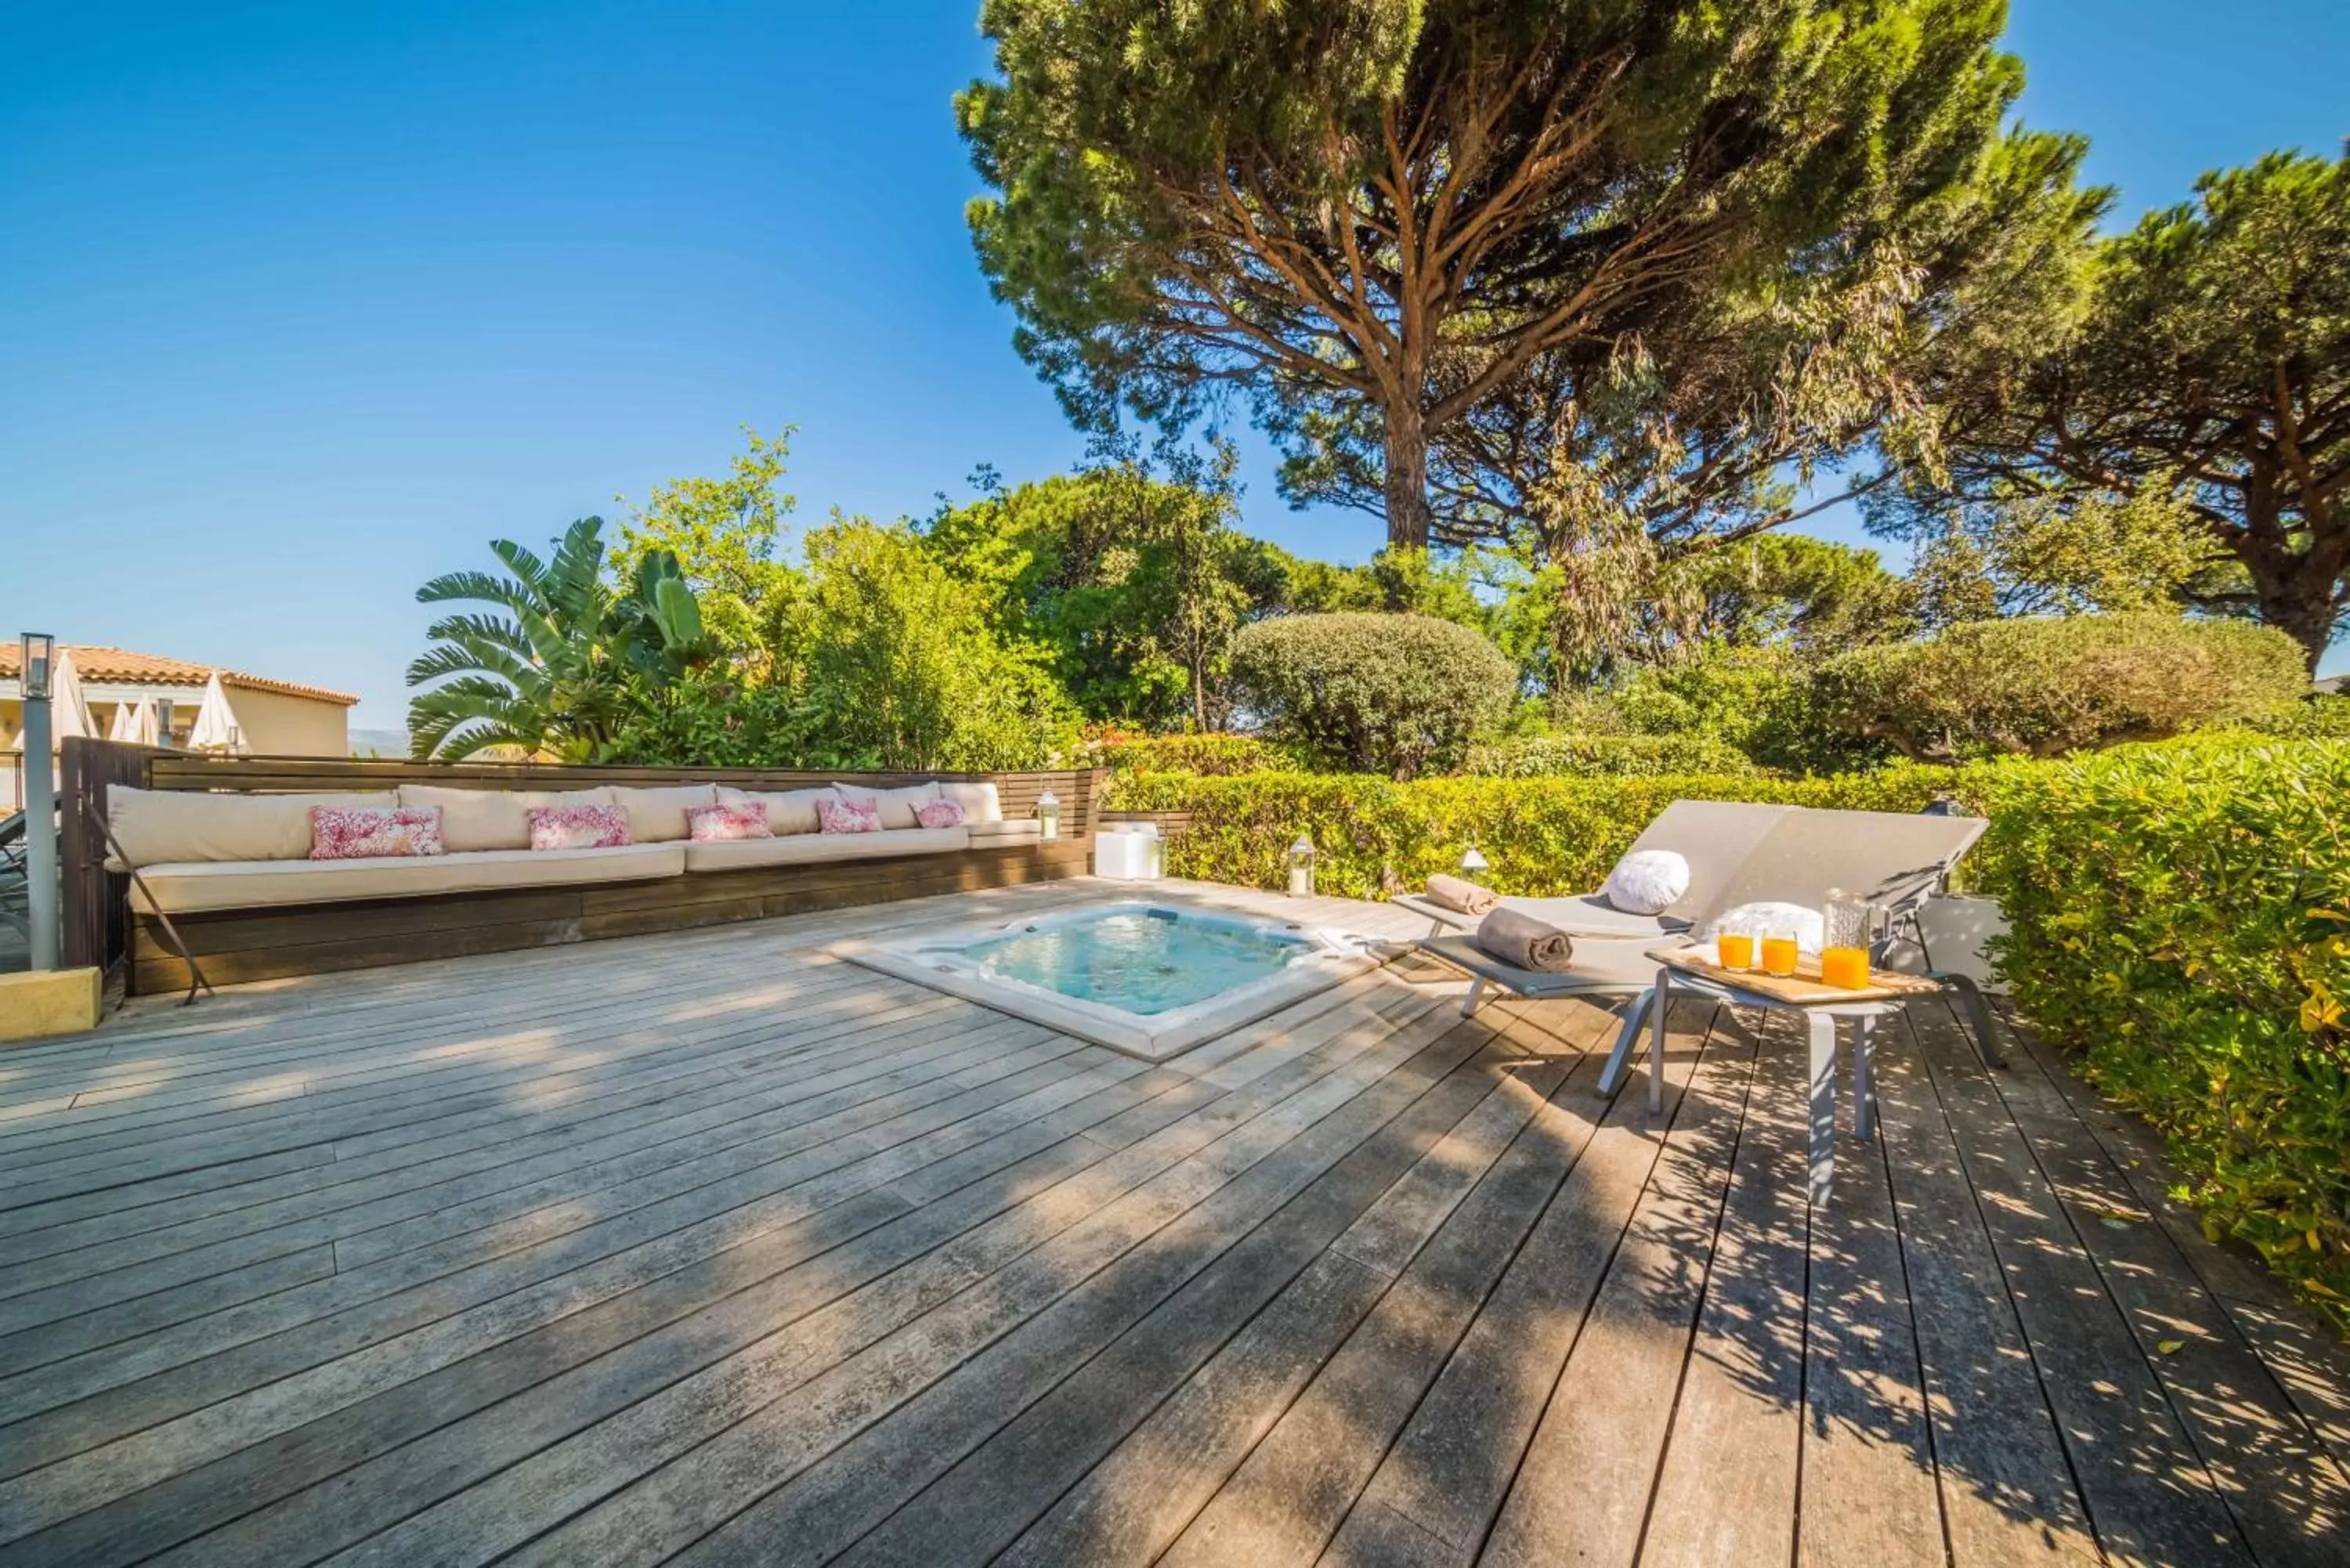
[0,878,2337,1567]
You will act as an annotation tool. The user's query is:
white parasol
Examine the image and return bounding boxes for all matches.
[187,672,243,752]
[129,695,163,746]
[47,647,97,744]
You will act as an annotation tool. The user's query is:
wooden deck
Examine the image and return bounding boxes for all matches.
[0,878,2342,1567]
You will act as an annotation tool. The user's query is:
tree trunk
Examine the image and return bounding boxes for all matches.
[1382,402,1433,551]
[2236,500,2347,674]
[2257,576,2345,674]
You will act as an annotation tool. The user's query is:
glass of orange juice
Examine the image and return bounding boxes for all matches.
[1716,931,1755,970]
[1820,946,1871,988]
[1760,932,1800,977]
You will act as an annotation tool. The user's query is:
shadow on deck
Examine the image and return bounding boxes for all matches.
[0,878,2341,1566]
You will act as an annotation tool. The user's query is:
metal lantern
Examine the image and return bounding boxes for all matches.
[19,631,53,700]
[1460,843,1489,878]
[1288,834,1316,898]
[1036,789,1061,841]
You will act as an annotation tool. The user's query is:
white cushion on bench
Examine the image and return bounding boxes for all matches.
[609,782,718,843]
[395,785,616,853]
[129,843,685,914]
[716,785,837,836]
[682,826,969,873]
[107,786,400,869]
[965,818,1043,844]
[936,780,1003,823]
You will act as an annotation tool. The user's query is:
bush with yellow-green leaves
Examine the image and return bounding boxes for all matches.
[1963,738,2350,1326]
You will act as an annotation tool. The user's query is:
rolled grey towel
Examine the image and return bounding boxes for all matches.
[1425,873,1500,916]
[1474,906,1574,973]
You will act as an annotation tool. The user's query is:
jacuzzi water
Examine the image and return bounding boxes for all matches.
[959,906,1313,1016]
[841,899,1380,1061]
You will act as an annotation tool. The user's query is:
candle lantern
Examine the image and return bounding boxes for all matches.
[1035,789,1061,840]
[1460,843,1489,879]
[1288,834,1316,898]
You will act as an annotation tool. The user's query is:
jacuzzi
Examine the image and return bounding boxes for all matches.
[838,901,1383,1060]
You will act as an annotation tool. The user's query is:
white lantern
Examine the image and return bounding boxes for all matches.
[1288,834,1316,898]
[19,632,54,699]
[1036,789,1061,840]
[1461,843,1489,878]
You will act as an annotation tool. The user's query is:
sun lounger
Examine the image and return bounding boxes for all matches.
[1420,803,2001,1123]
[1391,799,1796,940]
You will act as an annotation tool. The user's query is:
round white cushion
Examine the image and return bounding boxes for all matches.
[1602,850,1690,916]
[1703,900,1826,953]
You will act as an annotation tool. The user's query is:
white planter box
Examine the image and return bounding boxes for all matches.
[1093,828,1166,881]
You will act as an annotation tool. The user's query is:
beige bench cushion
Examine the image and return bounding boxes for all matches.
[396,785,616,853]
[609,782,718,843]
[830,781,941,831]
[936,781,1003,824]
[129,843,685,914]
[682,826,968,873]
[107,786,400,869]
[715,785,836,836]
[965,818,1043,844]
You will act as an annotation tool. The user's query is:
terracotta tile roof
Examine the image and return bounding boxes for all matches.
[0,644,360,707]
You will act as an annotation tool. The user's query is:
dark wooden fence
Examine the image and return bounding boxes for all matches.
[60,742,1104,995]
[60,738,161,974]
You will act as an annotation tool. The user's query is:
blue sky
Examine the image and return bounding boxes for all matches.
[3,2,2345,728]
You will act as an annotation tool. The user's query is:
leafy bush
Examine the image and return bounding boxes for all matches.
[1466,732,1761,779]
[1593,644,1890,775]
[1083,730,1292,775]
[795,521,1078,769]
[2245,693,2350,739]
[1227,612,1517,779]
[611,519,1079,769]
[1812,612,2308,761]
[1962,740,2350,1327]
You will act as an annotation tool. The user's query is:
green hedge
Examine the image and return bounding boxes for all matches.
[1963,739,2350,1326]
[1108,741,2350,1324]
[1103,766,1960,899]
[1464,732,1762,779]
[1084,732,1292,776]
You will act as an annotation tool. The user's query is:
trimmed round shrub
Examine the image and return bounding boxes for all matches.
[1811,613,2309,761]
[1227,612,1516,779]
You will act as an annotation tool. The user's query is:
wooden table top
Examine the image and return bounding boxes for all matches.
[1649,946,1945,1006]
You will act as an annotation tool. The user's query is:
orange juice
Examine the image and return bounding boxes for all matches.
[1760,936,1799,977]
[1716,932,1755,970]
[1820,945,1871,989]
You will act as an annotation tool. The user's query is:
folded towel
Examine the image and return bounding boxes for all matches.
[1425,873,1500,916]
[1474,907,1574,973]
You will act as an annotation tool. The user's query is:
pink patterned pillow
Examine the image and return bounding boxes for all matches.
[310,806,444,861]
[915,799,967,830]
[688,801,771,842]
[528,804,631,851]
[815,795,882,835]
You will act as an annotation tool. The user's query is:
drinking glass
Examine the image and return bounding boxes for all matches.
[1716,931,1755,970]
[1820,888,1883,989]
[1820,946,1871,988]
[1759,931,1799,977]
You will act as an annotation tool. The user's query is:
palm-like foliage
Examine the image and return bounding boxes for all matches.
[407,517,708,761]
